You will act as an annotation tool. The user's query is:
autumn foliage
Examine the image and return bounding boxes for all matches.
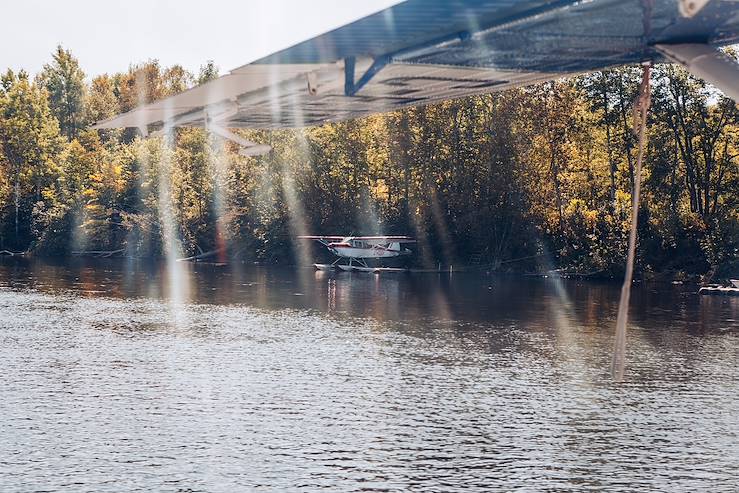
[0,47,737,279]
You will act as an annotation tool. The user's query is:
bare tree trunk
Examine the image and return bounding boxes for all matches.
[602,80,617,208]
[550,145,563,230]
[712,140,730,214]
[14,173,19,241]
[670,136,678,210]
[617,73,635,190]
[401,114,410,217]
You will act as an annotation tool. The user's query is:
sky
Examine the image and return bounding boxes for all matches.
[1,0,401,78]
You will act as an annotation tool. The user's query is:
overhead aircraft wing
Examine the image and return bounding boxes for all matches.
[95,0,739,137]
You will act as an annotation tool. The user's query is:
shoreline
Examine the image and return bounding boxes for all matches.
[0,253,718,286]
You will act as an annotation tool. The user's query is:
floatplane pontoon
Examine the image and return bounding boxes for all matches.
[299,236,415,272]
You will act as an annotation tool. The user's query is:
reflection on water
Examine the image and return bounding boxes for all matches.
[0,258,737,492]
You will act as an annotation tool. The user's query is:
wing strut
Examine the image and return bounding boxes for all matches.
[207,124,271,157]
[656,43,739,103]
[204,104,271,157]
[342,0,583,97]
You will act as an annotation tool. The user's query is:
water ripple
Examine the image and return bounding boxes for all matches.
[1,266,738,492]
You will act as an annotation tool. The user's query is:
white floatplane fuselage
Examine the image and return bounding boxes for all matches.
[298,235,415,270]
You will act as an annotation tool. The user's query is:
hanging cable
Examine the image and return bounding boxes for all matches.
[612,63,651,381]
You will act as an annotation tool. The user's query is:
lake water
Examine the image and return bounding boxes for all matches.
[1,258,737,492]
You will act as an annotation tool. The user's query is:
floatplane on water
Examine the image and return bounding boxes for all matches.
[299,236,416,272]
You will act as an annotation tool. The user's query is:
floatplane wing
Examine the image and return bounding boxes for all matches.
[352,236,417,245]
[94,0,739,148]
[298,235,415,243]
[298,236,346,241]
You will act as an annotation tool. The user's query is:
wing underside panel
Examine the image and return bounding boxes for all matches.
[93,0,739,131]
[95,62,565,130]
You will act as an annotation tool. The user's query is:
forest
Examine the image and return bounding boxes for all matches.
[0,46,737,280]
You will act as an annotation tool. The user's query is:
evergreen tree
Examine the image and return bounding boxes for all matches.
[197,61,219,85]
[37,45,87,140]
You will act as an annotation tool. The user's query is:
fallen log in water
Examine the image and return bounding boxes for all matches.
[177,249,223,262]
[71,249,125,258]
[699,286,739,296]
[0,250,28,256]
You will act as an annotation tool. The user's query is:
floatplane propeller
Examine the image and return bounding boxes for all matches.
[298,236,416,272]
